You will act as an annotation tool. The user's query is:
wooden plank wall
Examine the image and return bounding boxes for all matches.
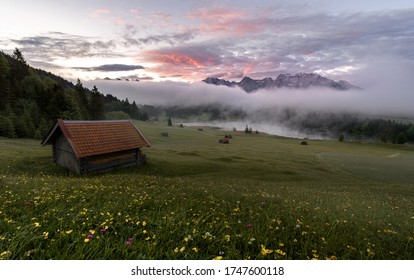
[54,134,80,174]
[81,149,139,173]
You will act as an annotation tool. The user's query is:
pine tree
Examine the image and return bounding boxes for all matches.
[89,86,105,120]
[75,79,90,119]
[12,48,27,65]
[0,52,11,110]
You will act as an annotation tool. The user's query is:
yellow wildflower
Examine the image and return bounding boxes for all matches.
[34,222,40,228]
[224,235,231,242]
[261,244,273,256]
[89,230,95,235]
[212,256,223,260]
[142,221,147,226]
[84,238,90,243]
[192,247,199,253]
[275,249,286,256]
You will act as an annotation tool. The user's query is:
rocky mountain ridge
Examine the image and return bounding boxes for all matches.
[203,73,361,93]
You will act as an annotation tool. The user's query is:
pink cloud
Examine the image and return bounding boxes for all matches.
[243,63,255,76]
[152,12,171,19]
[142,49,226,81]
[186,6,269,36]
[90,9,111,17]
[145,51,205,68]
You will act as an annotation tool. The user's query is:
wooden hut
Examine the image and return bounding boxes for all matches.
[41,119,150,174]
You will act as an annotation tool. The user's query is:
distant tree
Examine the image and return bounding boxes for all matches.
[9,48,29,84]
[106,111,130,120]
[395,132,407,145]
[0,115,16,138]
[167,117,172,126]
[12,48,26,65]
[338,134,344,142]
[245,124,249,134]
[406,126,414,142]
[0,52,11,110]
[89,85,105,120]
[75,79,89,119]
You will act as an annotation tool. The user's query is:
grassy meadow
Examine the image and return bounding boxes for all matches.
[0,120,413,260]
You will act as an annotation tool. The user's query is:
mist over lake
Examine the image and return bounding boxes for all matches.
[182,121,327,139]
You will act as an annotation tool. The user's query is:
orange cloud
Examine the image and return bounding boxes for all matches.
[145,51,205,68]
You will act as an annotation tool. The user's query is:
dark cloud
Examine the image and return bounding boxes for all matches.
[11,32,118,61]
[74,64,145,72]
[122,24,195,47]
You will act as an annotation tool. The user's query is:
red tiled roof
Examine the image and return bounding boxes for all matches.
[42,120,150,158]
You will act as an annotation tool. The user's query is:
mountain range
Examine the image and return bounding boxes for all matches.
[203,73,361,93]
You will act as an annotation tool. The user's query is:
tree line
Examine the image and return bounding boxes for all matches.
[288,111,414,144]
[0,48,147,139]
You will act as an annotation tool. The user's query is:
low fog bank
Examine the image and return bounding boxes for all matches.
[183,121,329,139]
[85,60,414,138]
[87,60,414,120]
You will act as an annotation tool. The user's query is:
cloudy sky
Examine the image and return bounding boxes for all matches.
[1,0,414,85]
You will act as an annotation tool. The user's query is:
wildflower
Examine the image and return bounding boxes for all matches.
[261,244,273,256]
[43,232,49,239]
[100,228,107,233]
[34,222,40,228]
[179,246,185,253]
[367,248,375,257]
[65,230,73,235]
[224,235,231,242]
[260,201,267,206]
[212,256,223,260]
[245,223,253,228]
[0,251,12,260]
[84,238,90,243]
[89,230,96,235]
[275,249,286,256]
[126,241,132,246]
[143,230,148,234]
[86,234,93,239]
[142,221,147,226]
[25,201,31,206]
[192,247,199,253]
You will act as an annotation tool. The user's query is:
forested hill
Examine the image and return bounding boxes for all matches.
[0,48,148,139]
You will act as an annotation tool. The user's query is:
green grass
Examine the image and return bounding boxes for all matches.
[1,121,413,260]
